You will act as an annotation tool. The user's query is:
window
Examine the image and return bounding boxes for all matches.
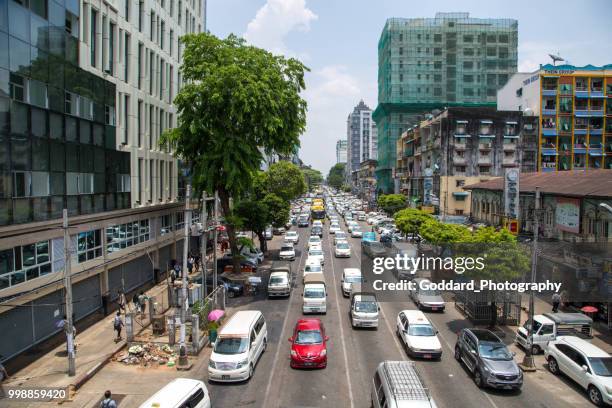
[0,240,51,289]
[434,48,441,56]
[124,0,130,21]
[486,47,496,57]
[123,94,129,144]
[150,11,155,41]
[434,34,441,42]
[160,21,165,50]
[108,22,115,75]
[138,0,144,31]
[434,61,441,70]
[77,229,102,262]
[161,214,172,234]
[106,220,150,253]
[456,180,465,187]
[90,9,97,67]
[124,33,130,83]
[169,30,174,56]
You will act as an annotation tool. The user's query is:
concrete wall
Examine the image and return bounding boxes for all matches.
[497,71,540,114]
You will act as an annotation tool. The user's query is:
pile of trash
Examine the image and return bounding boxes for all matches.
[115,343,177,367]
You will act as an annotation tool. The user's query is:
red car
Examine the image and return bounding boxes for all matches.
[289,318,328,369]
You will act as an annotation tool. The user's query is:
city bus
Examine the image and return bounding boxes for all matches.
[311,201,326,220]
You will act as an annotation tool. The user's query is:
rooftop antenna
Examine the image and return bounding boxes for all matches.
[548,52,564,66]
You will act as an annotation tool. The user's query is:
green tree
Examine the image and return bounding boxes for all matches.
[394,208,434,236]
[377,194,407,215]
[260,161,307,202]
[419,219,472,246]
[161,33,308,273]
[234,200,269,251]
[262,193,290,228]
[302,168,323,191]
[327,163,346,190]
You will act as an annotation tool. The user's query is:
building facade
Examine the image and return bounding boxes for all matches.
[374,12,518,192]
[346,100,377,175]
[497,64,612,172]
[0,0,204,363]
[395,107,537,216]
[336,139,347,164]
[351,159,377,210]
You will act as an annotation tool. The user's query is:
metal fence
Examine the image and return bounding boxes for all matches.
[455,290,522,326]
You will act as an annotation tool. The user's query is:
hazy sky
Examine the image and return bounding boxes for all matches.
[207,0,612,175]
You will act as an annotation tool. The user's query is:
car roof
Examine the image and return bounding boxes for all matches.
[557,336,610,357]
[400,310,431,324]
[139,379,205,407]
[220,311,261,337]
[295,318,323,331]
[343,268,361,276]
[353,292,377,302]
[468,328,501,342]
[270,271,289,277]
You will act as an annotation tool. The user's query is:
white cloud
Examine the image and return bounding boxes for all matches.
[244,0,317,55]
[299,66,375,173]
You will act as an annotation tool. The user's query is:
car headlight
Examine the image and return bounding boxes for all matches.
[605,386,612,395]
[320,349,327,357]
[236,359,249,369]
[482,365,490,372]
[209,360,216,369]
[290,350,297,357]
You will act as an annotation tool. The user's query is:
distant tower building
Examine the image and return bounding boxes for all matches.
[336,140,348,163]
[347,101,378,175]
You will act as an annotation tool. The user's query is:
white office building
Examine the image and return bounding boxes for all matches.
[346,100,377,174]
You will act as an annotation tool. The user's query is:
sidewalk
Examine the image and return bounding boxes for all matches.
[4,281,170,393]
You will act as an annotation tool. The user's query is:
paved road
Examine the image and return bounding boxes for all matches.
[207,215,588,408]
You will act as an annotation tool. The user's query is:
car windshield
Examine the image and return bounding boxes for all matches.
[305,265,322,272]
[214,337,249,354]
[354,301,377,313]
[337,243,349,249]
[281,246,293,252]
[408,325,435,336]
[304,288,325,298]
[295,330,323,345]
[309,237,320,242]
[270,276,286,284]
[287,232,297,236]
[589,357,612,377]
[479,343,513,361]
[419,289,441,297]
[310,250,323,256]
[522,319,542,332]
[345,276,362,283]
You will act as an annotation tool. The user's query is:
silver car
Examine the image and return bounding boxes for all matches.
[410,279,445,312]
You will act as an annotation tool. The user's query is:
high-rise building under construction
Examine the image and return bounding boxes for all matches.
[373,12,518,192]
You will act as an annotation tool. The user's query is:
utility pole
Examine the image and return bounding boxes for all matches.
[201,191,207,299]
[63,209,75,376]
[213,191,219,302]
[179,185,191,351]
[520,186,540,371]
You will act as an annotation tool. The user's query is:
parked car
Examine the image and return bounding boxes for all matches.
[515,312,593,355]
[455,328,523,390]
[272,227,286,235]
[361,241,387,259]
[216,257,258,274]
[264,227,273,240]
[197,276,244,298]
[545,335,612,406]
[410,278,445,312]
[334,241,351,258]
[241,246,264,264]
[396,310,442,359]
[311,226,323,238]
[279,244,296,261]
[362,231,376,242]
[288,318,328,369]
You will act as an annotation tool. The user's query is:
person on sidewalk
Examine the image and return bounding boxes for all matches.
[100,390,118,408]
[138,291,147,317]
[552,292,561,313]
[113,312,124,342]
[170,268,177,286]
[132,292,141,313]
[117,290,126,313]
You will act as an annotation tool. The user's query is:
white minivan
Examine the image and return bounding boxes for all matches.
[138,378,211,408]
[208,310,267,382]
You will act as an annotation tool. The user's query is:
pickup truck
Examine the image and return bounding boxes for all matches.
[515,312,593,355]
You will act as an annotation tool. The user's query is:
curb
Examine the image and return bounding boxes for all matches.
[71,341,126,391]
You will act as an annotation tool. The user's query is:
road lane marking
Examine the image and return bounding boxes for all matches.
[327,225,355,408]
[262,228,307,408]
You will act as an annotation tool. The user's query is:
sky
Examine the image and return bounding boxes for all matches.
[207,0,612,175]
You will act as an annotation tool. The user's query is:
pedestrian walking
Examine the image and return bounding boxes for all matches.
[138,291,147,316]
[187,256,194,274]
[113,312,124,341]
[100,390,118,408]
[170,268,177,285]
[117,290,126,312]
[552,292,561,313]
[132,292,141,313]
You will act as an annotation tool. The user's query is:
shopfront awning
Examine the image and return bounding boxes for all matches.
[452,192,469,197]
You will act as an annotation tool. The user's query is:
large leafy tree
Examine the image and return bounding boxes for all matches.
[302,168,323,191]
[260,161,307,202]
[377,194,407,215]
[327,163,346,190]
[161,33,308,273]
[394,208,434,236]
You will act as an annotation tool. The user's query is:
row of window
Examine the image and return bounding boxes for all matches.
[0,239,51,289]
[397,32,512,44]
[135,157,174,203]
[397,46,512,59]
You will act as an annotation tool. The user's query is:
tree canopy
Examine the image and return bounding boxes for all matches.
[302,168,324,191]
[394,208,434,236]
[161,32,308,270]
[327,163,346,190]
[259,161,307,202]
[377,194,407,215]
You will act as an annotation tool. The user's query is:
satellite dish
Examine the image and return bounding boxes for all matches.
[523,108,534,116]
[549,53,564,66]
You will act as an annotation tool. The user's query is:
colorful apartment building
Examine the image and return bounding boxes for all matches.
[498,64,612,172]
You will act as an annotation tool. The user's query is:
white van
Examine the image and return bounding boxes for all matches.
[341,268,363,297]
[303,273,327,314]
[138,378,211,408]
[208,310,267,382]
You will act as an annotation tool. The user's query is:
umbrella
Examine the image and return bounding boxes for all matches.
[208,309,225,321]
[581,306,598,313]
[216,225,226,232]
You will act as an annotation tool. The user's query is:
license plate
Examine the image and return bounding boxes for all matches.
[304,362,315,367]
[431,307,437,311]
[424,354,432,359]
[504,385,512,390]
[222,375,230,380]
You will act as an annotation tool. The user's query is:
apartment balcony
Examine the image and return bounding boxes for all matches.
[453,155,466,165]
[503,142,516,151]
[479,142,493,150]
[542,89,557,97]
[542,108,557,116]
[477,155,492,165]
[590,127,603,135]
[542,128,557,136]
[574,127,588,135]
[541,161,557,172]
[575,90,589,99]
[541,146,558,156]
[574,144,587,154]
[502,157,518,166]
[414,147,422,156]
[575,109,604,117]
[590,89,605,98]
[454,142,466,150]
